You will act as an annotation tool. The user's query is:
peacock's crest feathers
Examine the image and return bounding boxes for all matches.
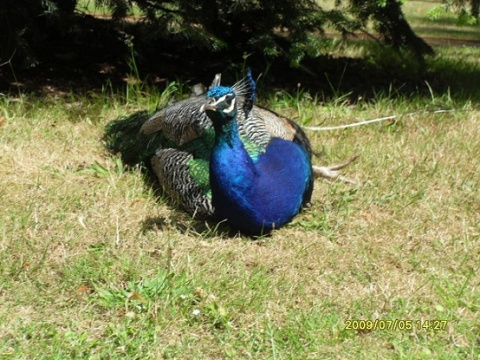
[234,68,256,117]
[206,86,235,99]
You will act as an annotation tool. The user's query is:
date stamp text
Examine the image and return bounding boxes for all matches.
[344,319,448,331]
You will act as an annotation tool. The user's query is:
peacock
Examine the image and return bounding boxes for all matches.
[104,69,355,234]
[201,79,313,234]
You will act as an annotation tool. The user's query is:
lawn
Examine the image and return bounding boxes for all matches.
[1,3,479,360]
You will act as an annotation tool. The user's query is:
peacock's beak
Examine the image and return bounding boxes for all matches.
[201,103,217,112]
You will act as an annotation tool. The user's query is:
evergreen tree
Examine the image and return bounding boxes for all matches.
[1,0,434,71]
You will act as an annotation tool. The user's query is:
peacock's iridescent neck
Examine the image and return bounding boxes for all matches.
[213,116,242,149]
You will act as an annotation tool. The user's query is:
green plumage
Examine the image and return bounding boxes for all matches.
[240,135,265,161]
[187,158,211,196]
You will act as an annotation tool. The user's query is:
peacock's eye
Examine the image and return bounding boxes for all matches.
[224,94,234,106]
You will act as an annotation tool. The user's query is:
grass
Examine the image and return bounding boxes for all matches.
[404,1,480,41]
[76,0,142,18]
[1,5,480,360]
[1,65,479,359]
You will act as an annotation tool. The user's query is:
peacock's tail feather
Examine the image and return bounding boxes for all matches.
[104,110,164,168]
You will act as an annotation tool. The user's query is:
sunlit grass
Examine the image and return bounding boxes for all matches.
[76,0,142,17]
[404,0,479,41]
[77,0,111,16]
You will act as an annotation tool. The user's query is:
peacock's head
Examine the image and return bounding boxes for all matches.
[201,86,237,123]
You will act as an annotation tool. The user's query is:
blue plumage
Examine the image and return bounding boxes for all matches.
[204,71,313,235]
[207,86,234,99]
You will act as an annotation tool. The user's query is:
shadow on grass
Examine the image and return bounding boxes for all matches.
[408,14,480,28]
[413,25,480,39]
[141,215,238,239]
[1,14,479,103]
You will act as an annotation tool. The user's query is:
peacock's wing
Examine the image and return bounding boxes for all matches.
[141,73,223,145]
[253,106,313,158]
[141,96,212,146]
[151,148,214,219]
[150,128,215,218]
[236,105,313,162]
[104,101,215,218]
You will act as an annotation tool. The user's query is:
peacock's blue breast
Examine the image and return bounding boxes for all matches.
[210,137,312,235]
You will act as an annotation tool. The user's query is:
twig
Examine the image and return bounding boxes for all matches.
[304,109,458,131]
[0,48,17,68]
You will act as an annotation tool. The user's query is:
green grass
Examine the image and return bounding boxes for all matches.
[1,5,480,359]
[76,0,142,17]
[404,1,480,41]
[77,0,111,16]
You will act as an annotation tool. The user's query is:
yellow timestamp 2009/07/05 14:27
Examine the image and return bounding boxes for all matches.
[344,319,448,331]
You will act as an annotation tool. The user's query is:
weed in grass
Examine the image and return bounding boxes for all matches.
[266,87,320,125]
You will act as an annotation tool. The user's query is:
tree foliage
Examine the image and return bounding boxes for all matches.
[1,0,48,68]
[1,0,433,72]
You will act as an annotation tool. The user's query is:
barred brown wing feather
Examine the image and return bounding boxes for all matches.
[151,148,214,218]
[141,97,211,146]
